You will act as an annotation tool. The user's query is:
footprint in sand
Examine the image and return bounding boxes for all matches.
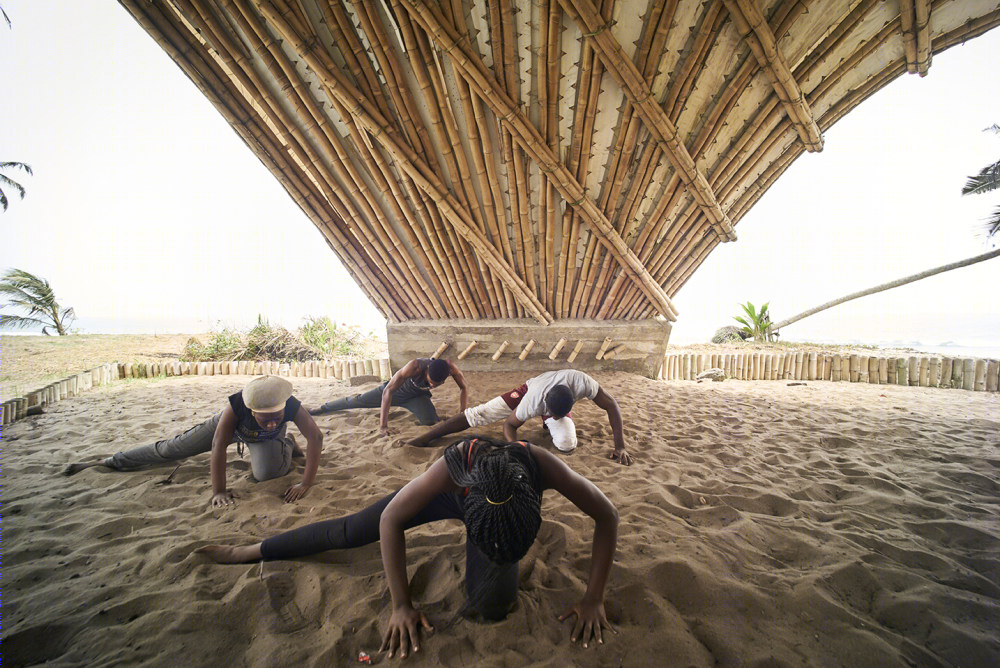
[265,573,309,632]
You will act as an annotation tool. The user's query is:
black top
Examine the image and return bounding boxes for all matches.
[228,391,301,443]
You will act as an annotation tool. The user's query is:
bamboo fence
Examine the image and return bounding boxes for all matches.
[0,357,392,427]
[113,1,1000,325]
[658,351,1000,394]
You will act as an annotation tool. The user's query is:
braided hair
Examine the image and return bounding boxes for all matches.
[444,437,541,564]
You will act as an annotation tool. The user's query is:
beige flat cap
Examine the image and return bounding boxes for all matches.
[243,375,293,413]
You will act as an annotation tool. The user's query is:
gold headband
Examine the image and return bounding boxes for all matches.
[486,493,513,506]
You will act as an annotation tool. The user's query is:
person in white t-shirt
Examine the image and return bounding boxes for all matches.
[407,369,631,465]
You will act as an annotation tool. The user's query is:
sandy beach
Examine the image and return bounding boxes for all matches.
[4,359,999,666]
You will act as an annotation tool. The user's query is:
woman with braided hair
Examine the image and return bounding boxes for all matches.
[197,436,619,658]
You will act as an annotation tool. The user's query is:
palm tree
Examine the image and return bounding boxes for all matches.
[961,124,1000,238]
[0,269,76,335]
[1,161,33,211]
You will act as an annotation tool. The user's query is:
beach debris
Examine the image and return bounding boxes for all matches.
[155,464,182,485]
[696,368,726,382]
[358,650,372,664]
[787,382,807,386]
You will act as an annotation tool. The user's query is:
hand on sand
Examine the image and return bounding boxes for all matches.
[380,605,433,659]
[559,599,616,648]
[609,448,633,466]
[211,490,238,507]
[283,482,310,503]
[379,425,393,438]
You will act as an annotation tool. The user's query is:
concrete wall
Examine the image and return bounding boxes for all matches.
[387,319,672,377]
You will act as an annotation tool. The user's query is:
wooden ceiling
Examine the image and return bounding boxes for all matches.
[119,0,1000,324]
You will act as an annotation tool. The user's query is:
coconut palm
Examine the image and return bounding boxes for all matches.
[1,161,32,211]
[0,269,76,335]
[961,124,1000,238]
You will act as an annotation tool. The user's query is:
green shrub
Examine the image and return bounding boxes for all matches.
[180,316,372,363]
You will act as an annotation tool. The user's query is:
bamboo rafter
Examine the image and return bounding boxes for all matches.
[115,0,999,331]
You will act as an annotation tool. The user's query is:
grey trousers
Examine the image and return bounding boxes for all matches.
[104,412,295,482]
[314,382,438,425]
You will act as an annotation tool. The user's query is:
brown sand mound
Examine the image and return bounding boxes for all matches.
[4,373,999,666]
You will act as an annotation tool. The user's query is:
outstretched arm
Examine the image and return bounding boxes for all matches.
[503,412,525,442]
[447,360,469,412]
[531,445,619,647]
[380,360,420,435]
[284,407,323,502]
[593,387,631,466]
[209,406,238,507]
[378,457,458,658]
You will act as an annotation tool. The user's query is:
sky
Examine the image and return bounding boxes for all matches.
[2,1,998,352]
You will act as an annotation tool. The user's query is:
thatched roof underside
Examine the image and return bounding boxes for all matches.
[120,0,1000,324]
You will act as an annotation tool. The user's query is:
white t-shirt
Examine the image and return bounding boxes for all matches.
[513,370,600,422]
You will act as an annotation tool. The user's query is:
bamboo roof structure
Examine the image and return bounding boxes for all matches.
[119,0,1000,325]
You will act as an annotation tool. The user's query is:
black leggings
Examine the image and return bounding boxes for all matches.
[259,490,518,620]
[260,490,463,559]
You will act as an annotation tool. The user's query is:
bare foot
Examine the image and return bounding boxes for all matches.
[62,462,103,476]
[195,543,264,564]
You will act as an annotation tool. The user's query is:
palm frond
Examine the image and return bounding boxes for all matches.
[962,161,1000,196]
[1,314,49,330]
[2,5,10,29]
[0,161,33,175]
[984,206,1000,239]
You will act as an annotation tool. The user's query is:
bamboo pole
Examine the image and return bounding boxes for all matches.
[940,357,953,388]
[431,342,450,359]
[896,358,909,386]
[918,358,930,387]
[519,340,536,361]
[964,359,977,391]
[492,341,511,361]
[986,360,999,392]
[567,340,585,364]
[908,357,919,387]
[595,337,614,360]
[603,344,626,360]
[548,338,568,360]
[458,341,479,360]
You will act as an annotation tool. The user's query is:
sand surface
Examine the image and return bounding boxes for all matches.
[4,372,1000,667]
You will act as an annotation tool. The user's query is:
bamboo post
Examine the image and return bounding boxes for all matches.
[868,357,879,384]
[682,355,691,380]
[886,358,897,384]
[431,342,449,359]
[458,341,478,360]
[918,358,930,387]
[279,363,290,377]
[379,358,391,380]
[783,353,794,379]
[896,358,909,386]
[831,355,842,382]
[962,359,975,390]
[567,340,584,363]
[365,359,375,375]
[595,337,613,360]
[857,356,868,383]
[492,341,510,361]
[519,340,536,360]
[951,358,964,388]
[986,360,999,392]
[875,357,885,384]
[940,358,953,388]
[548,338,568,360]
[974,359,987,391]
[847,355,859,383]
[762,355,772,380]
[905,357,917,386]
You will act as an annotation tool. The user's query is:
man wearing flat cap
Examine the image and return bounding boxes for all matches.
[63,376,324,506]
